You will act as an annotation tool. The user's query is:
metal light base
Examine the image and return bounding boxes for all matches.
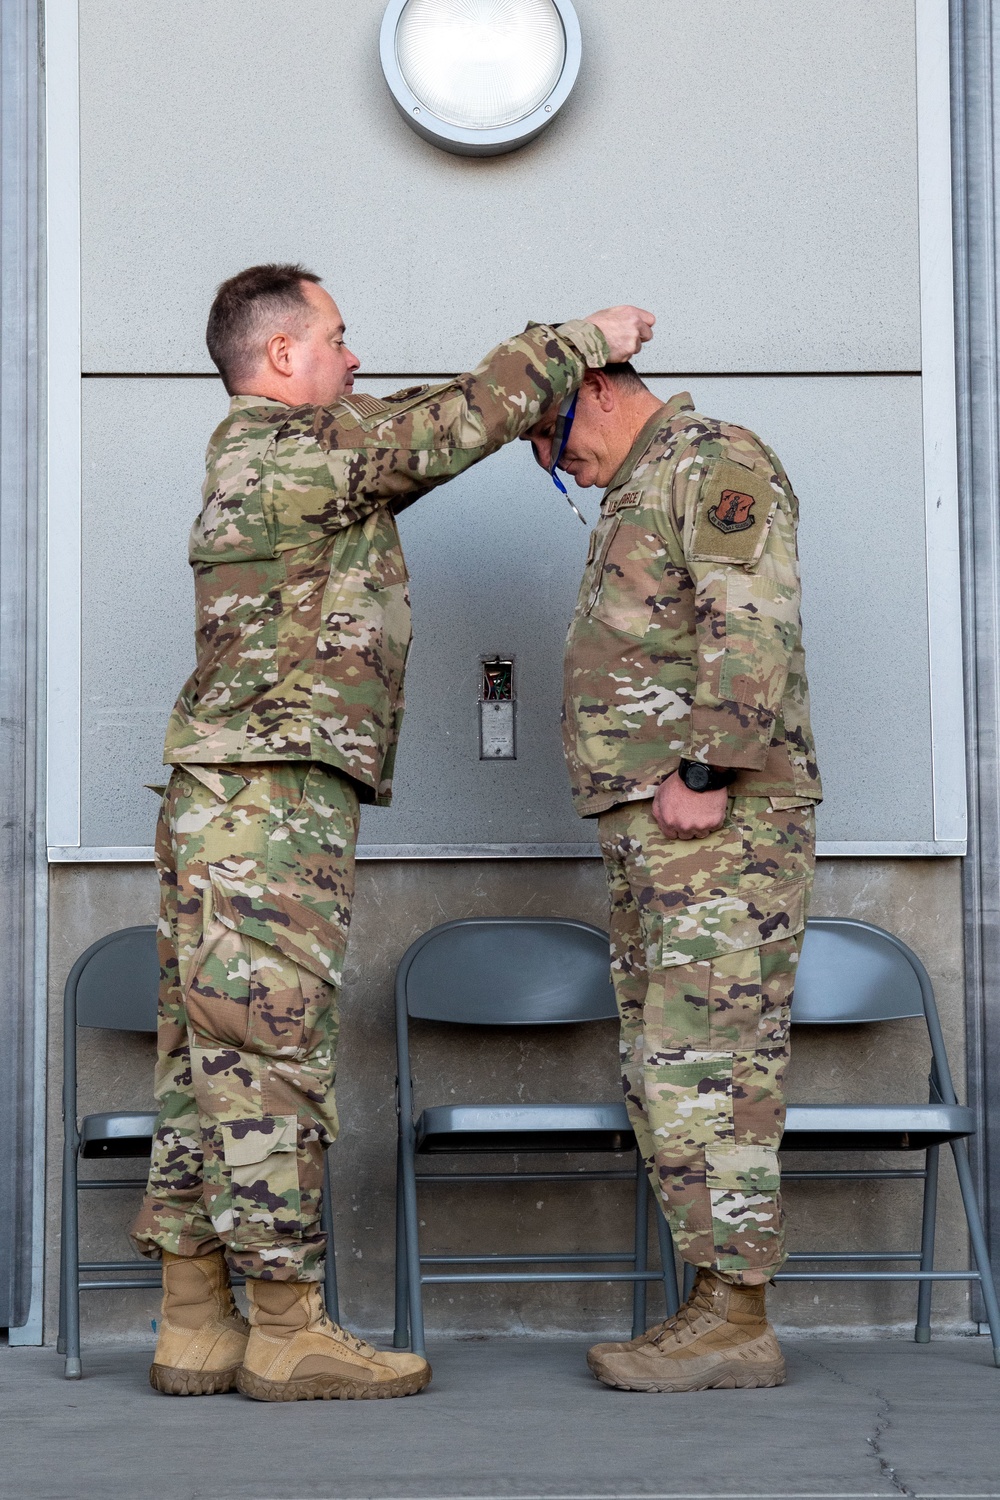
[379,0,581,157]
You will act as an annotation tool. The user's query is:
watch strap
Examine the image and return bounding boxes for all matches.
[677,759,738,793]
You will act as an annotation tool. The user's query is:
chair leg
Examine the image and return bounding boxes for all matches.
[393,1134,409,1349]
[400,1128,426,1358]
[62,1139,82,1379]
[631,1154,649,1338]
[57,1177,68,1356]
[321,1149,340,1326]
[949,1138,1000,1367]
[682,1261,696,1302]
[915,1145,939,1344]
[653,1199,680,1319]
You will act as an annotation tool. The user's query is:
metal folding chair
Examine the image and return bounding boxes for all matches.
[60,924,340,1377]
[772,916,1000,1365]
[393,917,679,1358]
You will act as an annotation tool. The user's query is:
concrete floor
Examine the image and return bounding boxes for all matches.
[1,1337,998,1500]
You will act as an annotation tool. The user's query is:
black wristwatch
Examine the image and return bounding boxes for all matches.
[677,759,738,793]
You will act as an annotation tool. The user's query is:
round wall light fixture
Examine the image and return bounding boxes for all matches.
[380,0,582,157]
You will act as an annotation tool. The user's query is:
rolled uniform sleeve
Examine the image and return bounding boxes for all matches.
[268,320,609,541]
[675,439,803,771]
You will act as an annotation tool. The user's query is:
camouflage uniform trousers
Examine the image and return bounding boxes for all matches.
[598,795,816,1285]
[131,762,359,1282]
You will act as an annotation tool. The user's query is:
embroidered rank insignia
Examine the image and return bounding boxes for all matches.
[692,458,780,566]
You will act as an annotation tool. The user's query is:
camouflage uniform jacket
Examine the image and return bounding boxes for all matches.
[163,321,608,803]
[563,392,821,817]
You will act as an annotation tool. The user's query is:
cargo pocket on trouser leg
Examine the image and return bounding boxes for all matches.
[705,1144,783,1281]
[188,942,338,1281]
[639,946,735,1263]
[212,1116,302,1267]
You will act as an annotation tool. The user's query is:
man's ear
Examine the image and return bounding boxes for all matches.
[582,369,615,413]
[265,330,294,378]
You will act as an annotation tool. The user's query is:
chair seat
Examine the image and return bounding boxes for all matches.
[415,1102,635,1154]
[781,1103,975,1152]
[79,1111,157,1159]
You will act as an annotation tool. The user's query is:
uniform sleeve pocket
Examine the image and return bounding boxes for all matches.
[720,572,799,711]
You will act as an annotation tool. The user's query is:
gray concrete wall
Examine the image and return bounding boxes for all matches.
[80,0,919,374]
[46,855,970,1347]
[64,0,945,860]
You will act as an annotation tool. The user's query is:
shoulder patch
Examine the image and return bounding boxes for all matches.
[691,458,779,567]
[383,384,430,405]
[340,392,390,421]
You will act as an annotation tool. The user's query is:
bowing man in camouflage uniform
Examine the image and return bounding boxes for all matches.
[525,365,820,1392]
[130,262,655,1402]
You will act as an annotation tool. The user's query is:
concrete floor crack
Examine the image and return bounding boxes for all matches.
[794,1347,915,1497]
[866,1387,916,1498]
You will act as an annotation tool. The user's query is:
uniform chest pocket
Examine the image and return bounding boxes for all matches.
[587,514,669,640]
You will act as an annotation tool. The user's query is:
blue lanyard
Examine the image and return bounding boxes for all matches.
[549,393,588,525]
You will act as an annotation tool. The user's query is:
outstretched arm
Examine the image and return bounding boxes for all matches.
[271,309,655,535]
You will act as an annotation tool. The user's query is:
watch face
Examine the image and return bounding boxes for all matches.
[685,763,711,791]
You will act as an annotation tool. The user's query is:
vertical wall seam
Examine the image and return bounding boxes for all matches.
[0,0,43,1337]
[955,0,1000,1296]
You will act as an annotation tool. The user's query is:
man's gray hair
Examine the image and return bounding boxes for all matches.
[604,361,649,394]
[206,263,321,395]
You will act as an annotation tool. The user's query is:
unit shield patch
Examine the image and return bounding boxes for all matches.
[692,458,780,566]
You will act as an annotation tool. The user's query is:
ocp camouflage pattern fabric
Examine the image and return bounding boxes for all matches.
[165,319,609,804]
[599,796,816,1282]
[131,762,359,1281]
[563,392,821,818]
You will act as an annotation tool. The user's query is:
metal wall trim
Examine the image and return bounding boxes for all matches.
[917,0,968,846]
[1,0,44,1340]
[44,0,81,850]
[48,840,967,864]
[952,0,1000,1298]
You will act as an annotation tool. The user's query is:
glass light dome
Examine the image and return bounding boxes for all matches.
[396,0,565,130]
[380,0,581,157]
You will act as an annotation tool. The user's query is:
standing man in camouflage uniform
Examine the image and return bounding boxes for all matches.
[130,262,654,1402]
[526,365,820,1392]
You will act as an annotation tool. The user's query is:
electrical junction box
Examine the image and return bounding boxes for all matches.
[479,656,516,760]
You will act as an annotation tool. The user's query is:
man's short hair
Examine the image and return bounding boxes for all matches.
[603,361,649,393]
[206,263,322,394]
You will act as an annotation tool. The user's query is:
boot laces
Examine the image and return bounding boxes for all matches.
[321,1315,378,1358]
[649,1275,717,1349]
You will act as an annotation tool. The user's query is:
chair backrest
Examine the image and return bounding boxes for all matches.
[792,917,926,1025]
[396,917,615,1026]
[68,925,160,1032]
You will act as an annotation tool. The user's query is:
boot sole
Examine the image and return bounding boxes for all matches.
[149,1362,242,1396]
[236,1364,432,1402]
[595,1357,786,1393]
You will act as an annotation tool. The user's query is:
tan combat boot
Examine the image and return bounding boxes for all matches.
[237,1280,432,1401]
[590,1268,785,1392]
[149,1249,249,1395]
[586,1317,673,1374]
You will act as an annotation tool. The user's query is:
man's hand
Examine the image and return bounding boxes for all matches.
[585,306,655,363]
[652,771,729,840]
